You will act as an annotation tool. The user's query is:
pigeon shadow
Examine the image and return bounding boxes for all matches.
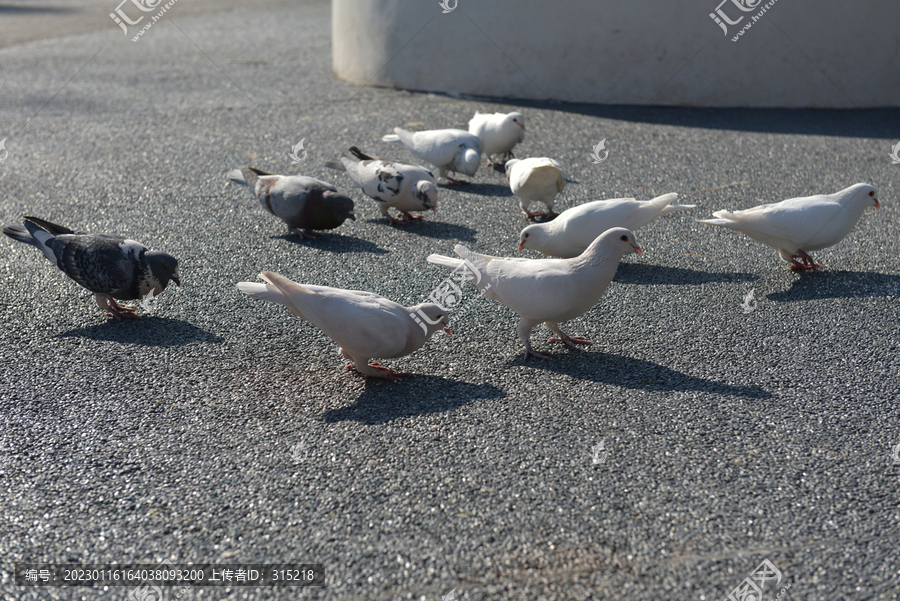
[273,232,389,254]
[613,262,758,285]
[0,5,76,13]
[447,182,512,197]
[363,219,478,242]
[767,270,900,302]
[57,317,224,347]
[515,351,770,399]
[323,375,505,424]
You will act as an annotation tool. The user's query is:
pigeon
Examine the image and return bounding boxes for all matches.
[518,193,692,257]
[237,271,451,380]
[468,111,525,166]
[381,128,482,184]
[426,227,641,359]
[228,166,355,238]
[324,146,438,226]
[505,157,566,219]
[2,216,180,319]
[698,183,881,271]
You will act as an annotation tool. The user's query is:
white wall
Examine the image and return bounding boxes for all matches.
[332,0,898,108]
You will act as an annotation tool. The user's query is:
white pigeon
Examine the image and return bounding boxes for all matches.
[518,193,693,257]
[468,111,526,166]
[426,228,642,359]
[325,146,438,226]
[698,183,881,270]
[237,272,451,380]
[381,127,483,184]
[505,157,566,219]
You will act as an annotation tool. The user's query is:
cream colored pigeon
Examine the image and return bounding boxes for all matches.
[426,228,641,359]
[468,111,525,166]
[505,157,566,219]
[237,272,451,380]
[518,193,692,257]
[698,183,880,270]
[381,127,482,184]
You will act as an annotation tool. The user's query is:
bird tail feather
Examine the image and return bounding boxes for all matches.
[227,168,248,186]
[381,134,401,143]
[323,159,345,171]
[426,254,464,270]
[348,146,375,161]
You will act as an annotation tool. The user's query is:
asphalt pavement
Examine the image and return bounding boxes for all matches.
[1,1,899,599]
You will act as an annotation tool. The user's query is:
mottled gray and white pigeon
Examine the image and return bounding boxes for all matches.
[505,157,566,219]
[228,167,355,238]
[427,228,641,359]
[698,183,881,270]
[325,146,438,226]
[381,127,482,184]
[468,111,526,166]
[237,271,451,380]
[3,217,180,319]
[518,193,692,257]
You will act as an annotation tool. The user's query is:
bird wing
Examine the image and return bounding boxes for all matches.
[709,196,843,247]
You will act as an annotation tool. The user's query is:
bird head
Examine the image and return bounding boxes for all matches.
[588,227,642,257]
[326,191,357,221]
[508,112,526,132]
[416,181,439,211]
[841,183,880,210]
[517,223,545,252]
[504,158,520,182]
[417,304,452,336]
[145,251,181,287]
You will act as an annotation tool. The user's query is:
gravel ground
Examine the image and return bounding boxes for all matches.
[1,1,899,599]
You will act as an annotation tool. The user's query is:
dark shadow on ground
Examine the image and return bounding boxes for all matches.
[415,92,900,139]
[444,182,511,197]
[323,376,505,424]
[273,232,389,254]
[512,350,771,399]
[58,317,224,346]
[767,270,900,301]
[614,262,758,285]
[362,219,477,241]
[0,5,76,14]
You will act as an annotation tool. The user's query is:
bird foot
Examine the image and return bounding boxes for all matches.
[523,342,551,360]
[548,335,593,348]
[444,177,470,185]
[522,210,545,219]
[387,215,411,227]
[400,211,426,221]
[105,307,139,320]
[365,362,411,381]
[788,251,821,271]
[289,228,318,239]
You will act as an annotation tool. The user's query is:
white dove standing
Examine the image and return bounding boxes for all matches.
[468,111,525,166]
[698,183,880,270]
[237,272,451,380]
[518,193,693,257]
[326,146,438,225]
[427,228,642,359]
[506,157,566,219]
[382,127,482,184]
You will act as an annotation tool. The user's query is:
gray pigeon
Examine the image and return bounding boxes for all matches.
[325,146,438,226]
[3,217,180,319]
[228,167,355,238]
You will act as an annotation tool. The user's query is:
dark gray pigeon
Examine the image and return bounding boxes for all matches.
[227,166,355,238]
[3,217,180,319]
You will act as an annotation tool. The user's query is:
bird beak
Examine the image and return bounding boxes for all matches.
[348,211,356,220]
[517,240,525,252]
[875,198,881,209]
[171,273,181,286]
[632,245,643,256]
[518,123,526,131]
[443,326,452,336]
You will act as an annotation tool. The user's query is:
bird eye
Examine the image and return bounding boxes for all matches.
[162,263,168,269]
[524,233,529,238]
[869,190,875,196]
[620,235,628,241]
